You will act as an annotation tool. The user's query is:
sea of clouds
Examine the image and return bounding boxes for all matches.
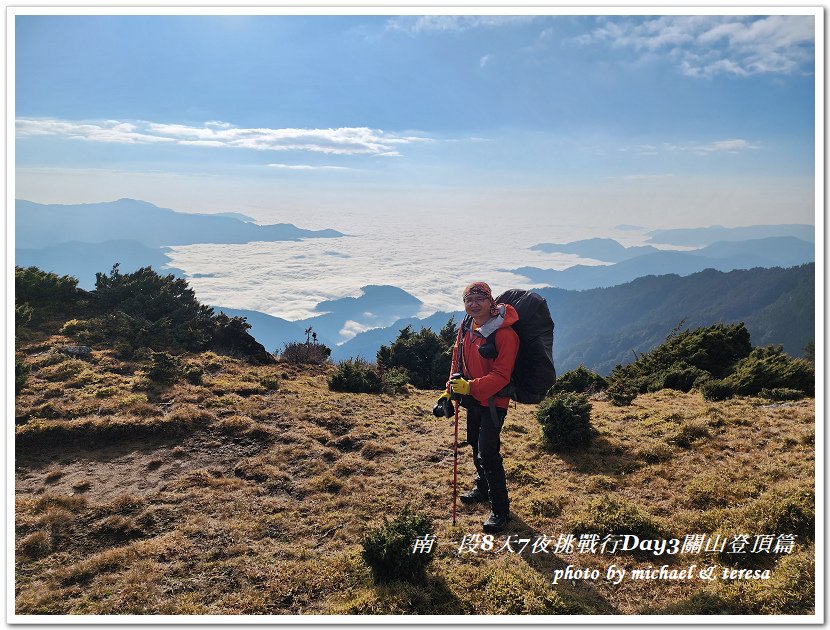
[163,205,651,342]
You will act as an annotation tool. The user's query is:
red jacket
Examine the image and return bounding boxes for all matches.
[449,304,520,410]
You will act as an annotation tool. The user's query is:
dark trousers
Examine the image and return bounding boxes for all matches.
[466,403,509,514]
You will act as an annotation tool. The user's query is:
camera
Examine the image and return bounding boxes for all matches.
[432,397,453,418]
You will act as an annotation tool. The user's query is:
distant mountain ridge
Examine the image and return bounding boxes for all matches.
[16,198,344,249]
[539,264,814,374]
[224,264,814,376]
[214,285,425,353]
[530,238,659,262]
[294,285,423,347]
[646,224,814,246]
[516,236,814,290]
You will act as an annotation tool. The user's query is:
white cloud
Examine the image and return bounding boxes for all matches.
[337,319,376,343]
[480,53,493,68]
[666,138,761,155]
[619,138,760,157]
[621,173,676,180]
[387,15,536,34]
[574,15,814,77]
[268,163,355,171]
[15,118,430,156]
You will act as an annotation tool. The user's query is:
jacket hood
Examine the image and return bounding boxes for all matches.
[476,303,519,337]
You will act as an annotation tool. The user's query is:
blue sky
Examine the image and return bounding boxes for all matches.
[14,12,817,229]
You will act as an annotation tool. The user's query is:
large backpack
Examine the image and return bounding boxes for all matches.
[460,289,556,404]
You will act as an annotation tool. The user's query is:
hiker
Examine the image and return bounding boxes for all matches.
[438,282,519,533]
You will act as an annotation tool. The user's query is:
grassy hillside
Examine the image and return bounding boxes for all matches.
[15,327,815,615]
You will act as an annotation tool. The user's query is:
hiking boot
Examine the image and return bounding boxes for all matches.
[482,511,509,533]
[459,487,489,505]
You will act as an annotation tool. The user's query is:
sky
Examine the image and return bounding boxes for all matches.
[14,11,818,231]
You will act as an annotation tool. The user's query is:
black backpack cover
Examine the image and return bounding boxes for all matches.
[495,289,556,404]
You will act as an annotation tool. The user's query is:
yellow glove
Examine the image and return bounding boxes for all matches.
[432,391,453,418]
[450,376,471,396]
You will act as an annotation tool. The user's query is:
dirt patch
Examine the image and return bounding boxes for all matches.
[15,431,268,503]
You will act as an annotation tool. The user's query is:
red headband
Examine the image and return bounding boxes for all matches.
[463,282,493,301]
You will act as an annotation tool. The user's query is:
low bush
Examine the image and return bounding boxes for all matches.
[280,341,331,365]
[147,352,179,384]
[15,266,81,312]
[182,364,204,385]
[759,388,805,401]
[376,319,456,390]
[361,508,433,583]
[606,378,637,406]
[16,302,33,329]
[16,356,30,393]
[211,312,275,364]
[380,366,410,395]
[723,346,814,397]
[685,472,760,509]
[569,495,669,541]
[526,492,566,518]
[549,365,607,395]
[660,361,708,393]
[724,546,815,614]
[260,375,280,391]
[701,379,733,402]
[17,530,51,559]
[328,358,383,393]
[536,392,592,451]
[672,421,710,449]
[742,482,815,540]
[610,322,752,394]
[482,569,586,614]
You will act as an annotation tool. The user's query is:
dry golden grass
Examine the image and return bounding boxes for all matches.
[14,339,816,616]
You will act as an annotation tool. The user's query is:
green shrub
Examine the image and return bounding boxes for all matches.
[685,472,759,509]
[742,483,815,540]
[211,312,275,364]
[15,266,80,312]
[280,341,331,365]
[712,482,815,571]
[328,358,383,393]
[672,421,710,449]
[183,364,204,385]
[260,375,280,391]
[376,319,456,390]
[526,492,566,518]
[759,388,805,401]
[723,346,814,397]
[701,379,733,401]
[803,341,814,363]
[147,352,179,384]
[361,508,433,583]
[536,392,592,450]
[94,264,215,351]
[610,322,752,393]
[606,377,637,406]
[380,366,410,395]
[569,495,669,541]
[661,361,707,392]
[724,547,815,614]
[15,356,30,393]
[482,569,586,614]
[549,365,607,395]
[16,302,33,330]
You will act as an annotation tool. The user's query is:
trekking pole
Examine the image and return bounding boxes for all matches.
[452,398,459,526]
